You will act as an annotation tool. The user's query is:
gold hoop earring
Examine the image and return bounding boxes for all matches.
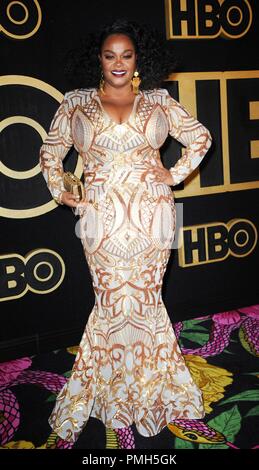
[99,71,106,95]
[131,70,141,95]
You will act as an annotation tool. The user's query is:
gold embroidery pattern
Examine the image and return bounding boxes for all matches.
[39,87,212,442]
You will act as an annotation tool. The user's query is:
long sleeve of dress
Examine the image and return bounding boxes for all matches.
[163,89,212,186]
[39,92,74,204]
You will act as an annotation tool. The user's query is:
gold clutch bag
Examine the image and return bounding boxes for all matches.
[63,172,85,201]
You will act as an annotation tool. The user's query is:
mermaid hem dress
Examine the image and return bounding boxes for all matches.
[39,87,212,442]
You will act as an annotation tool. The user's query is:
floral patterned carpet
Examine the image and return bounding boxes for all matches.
[0,305,258,450]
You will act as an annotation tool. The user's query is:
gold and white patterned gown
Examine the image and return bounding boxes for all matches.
[39,87,212,442]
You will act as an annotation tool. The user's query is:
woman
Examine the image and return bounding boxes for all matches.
[39,18,212,443]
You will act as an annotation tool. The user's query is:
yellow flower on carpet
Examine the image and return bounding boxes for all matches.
[0,440,35,448]
[66,346,79,355]
[184,354,233,414]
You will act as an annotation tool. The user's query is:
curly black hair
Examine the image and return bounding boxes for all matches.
[63,18,178,90]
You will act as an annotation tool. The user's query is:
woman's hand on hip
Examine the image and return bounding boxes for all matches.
[151,167,173,186]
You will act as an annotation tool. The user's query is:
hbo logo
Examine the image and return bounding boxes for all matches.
[0,249,65,301]
[168,0,252,39]
[180,218,257,266]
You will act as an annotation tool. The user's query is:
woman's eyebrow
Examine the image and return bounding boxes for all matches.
[103,49,134,53]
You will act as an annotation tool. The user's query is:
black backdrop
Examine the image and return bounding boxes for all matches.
[1,0,259,360]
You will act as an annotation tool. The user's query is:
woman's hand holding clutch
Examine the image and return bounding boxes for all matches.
[60,191,81,207]
[59,191,88,217]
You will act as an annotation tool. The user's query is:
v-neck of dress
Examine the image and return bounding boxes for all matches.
[93,88,142,126]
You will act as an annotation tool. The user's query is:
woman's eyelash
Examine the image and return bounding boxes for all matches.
[105,55,132,59]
